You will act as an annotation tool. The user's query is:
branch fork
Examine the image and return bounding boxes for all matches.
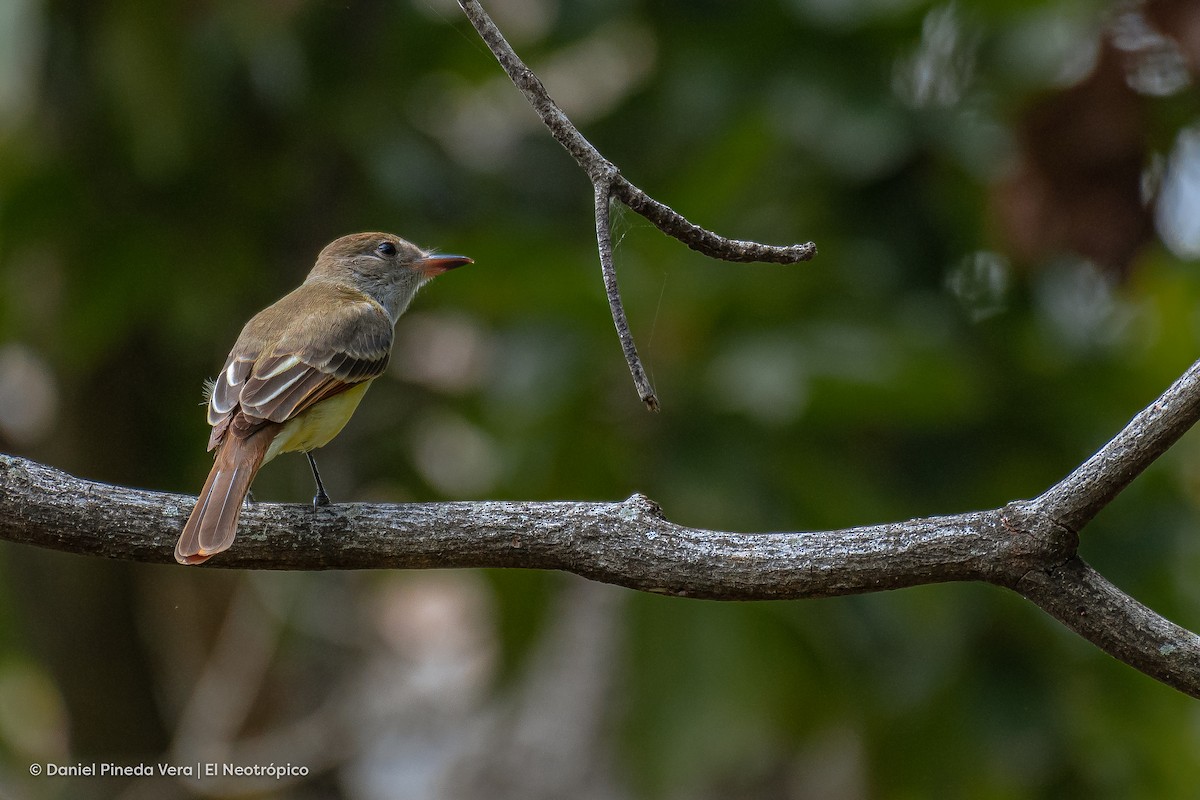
[457,0,815,409]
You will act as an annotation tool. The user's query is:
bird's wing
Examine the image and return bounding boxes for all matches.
[205,298,393,450]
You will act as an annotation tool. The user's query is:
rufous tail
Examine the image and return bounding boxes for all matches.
[176,428,276,565]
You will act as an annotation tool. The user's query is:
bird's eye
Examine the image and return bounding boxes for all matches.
[376,241,397,257]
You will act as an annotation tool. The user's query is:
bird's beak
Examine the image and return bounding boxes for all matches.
[417,254,473,277]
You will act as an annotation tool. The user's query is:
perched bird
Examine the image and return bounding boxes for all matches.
[175,232,471,565]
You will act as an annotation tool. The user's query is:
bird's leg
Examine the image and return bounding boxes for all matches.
[306,452,332,508]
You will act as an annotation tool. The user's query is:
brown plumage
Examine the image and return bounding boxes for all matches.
[175,233,471,565]
[177,424,278,564]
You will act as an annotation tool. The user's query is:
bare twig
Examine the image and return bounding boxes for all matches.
[455,0,818,263]
[5,353,1200,696]
[595,182,658,410]
[457,0,613,184]
[1009,556,1200,693]
[611,181,818,264]
[457,0,816,406]
[1033,357,1200,532]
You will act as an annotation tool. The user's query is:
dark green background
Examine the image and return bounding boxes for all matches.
[1,0,1199,797]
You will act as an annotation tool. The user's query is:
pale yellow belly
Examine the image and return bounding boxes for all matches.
[263,381,372,465]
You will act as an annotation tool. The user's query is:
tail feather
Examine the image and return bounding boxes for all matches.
[176,428,276,565]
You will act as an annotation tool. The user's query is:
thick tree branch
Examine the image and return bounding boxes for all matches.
[4,359,1200,696]
[457,0,816,406]
[0,453,1016,590]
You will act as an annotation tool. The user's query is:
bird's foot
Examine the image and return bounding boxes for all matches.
[306,452,331,511]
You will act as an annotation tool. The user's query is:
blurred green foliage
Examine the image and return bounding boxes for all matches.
[2,0,1200,798]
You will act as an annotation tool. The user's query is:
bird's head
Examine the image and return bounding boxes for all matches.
[309,232,472,321]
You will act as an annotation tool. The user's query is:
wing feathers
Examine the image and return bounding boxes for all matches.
[251,365,335,423]
[209,358,252,418]
[241,360,311,409]
[257,353,302,379]
[204,296,393,450]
